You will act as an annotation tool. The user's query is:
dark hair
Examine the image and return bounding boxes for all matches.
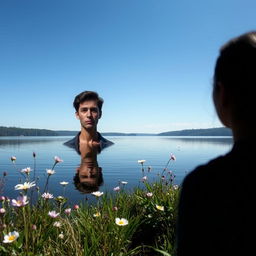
[213,31,256,123]
[73,91,104,112]
[73,169,103,194]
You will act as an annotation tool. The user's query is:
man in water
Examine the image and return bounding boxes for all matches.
[64,91,113,155]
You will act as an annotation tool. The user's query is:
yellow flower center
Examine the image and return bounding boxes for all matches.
[119,221,124,225]
[8,235,16,241]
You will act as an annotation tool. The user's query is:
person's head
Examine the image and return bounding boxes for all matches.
[73,164,103,194]
[73,91,104,131]
[213,31,256,131]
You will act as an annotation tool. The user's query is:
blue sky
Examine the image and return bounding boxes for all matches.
[0,0,255,133]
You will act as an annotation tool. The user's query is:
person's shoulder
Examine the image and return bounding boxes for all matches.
[98,133,114,147]
[183,152,232,186]
[63,133,79,147]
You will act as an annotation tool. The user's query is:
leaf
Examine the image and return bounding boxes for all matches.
[0,245,8,253]
[153,247,172,256]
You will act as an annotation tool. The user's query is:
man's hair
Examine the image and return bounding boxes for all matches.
[213,31,256,123]
[73,91,104,112]
[73,169,103,194]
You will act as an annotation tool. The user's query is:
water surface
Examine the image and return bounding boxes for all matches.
[0,136,233,204]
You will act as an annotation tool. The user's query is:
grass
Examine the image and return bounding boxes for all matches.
[0,156,179,256]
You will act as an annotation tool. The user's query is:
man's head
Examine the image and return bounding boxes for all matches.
[213,31,256,128]
[73,164,103,194]
[73,91,104,131]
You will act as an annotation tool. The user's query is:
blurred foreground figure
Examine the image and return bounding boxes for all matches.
[176,31,256,256]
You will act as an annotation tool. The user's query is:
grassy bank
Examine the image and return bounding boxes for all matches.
[0,156,179,255]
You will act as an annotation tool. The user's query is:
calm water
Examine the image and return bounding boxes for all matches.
[0,136,233,204]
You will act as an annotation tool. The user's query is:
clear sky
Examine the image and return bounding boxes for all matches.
[0,0,255,133]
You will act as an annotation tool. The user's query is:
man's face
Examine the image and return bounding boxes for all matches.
[77,161,100,184]
[76,100,101,131]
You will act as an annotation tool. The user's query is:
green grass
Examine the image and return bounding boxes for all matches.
[0,158,179,255]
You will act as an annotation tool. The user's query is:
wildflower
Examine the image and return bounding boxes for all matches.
[170,153,176,161]
[0,208,6,214]
[32,224,37,230]
[54,156,63,163]
[0,196,5,201]
[48,211,60,218]
[11,156,16,162]
[115,218,128,226]
[147,166,152,172]
[21,167,32,174]
[93,212,101,217]
[173,185,179,190]
[11,195,29,207]
[113,186,120,192]
[156,205,164,211]
[147,214,152,218]
[146,192,153,197]
[42,192,54,199]
[3,231,19,243]
[60,181,69,186]
[120,181,128,185]
[141,176,147,182]
[113,206,118,211]
[55,196,66,204]
[15,181,36,191]
[46,169,55,175]
[59,232,64,239]
[73,204,79,210]
[53,221,62,228]
[138,160,146,164]
[91,191,104,197]
[65,208,72,215]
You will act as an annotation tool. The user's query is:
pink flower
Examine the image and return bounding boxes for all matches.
[170,153,176,161]
[21,167,32,175]
[11,156,16,162]
[0,196,5,201]
[42,193,54,200]
[141,176,147,182]
[73,204,79,210]
[32,224,37,230]
[11,195,29,207]
[65,208,72,215]
[113,206,118,211]
[113,186,120,192]
[146,192,153,197]
[54,156,63,163]
[48,211,60,218]
[0,208,6,214]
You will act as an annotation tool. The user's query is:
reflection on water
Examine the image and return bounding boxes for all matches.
[162,136,233,146]
[0,136,233,203]
[73,142,104,194]
[0,137,67,148]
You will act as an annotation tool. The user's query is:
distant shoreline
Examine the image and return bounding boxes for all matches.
[0,126,232,137]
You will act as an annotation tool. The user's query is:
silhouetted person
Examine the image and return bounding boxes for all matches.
[176,31,256,256]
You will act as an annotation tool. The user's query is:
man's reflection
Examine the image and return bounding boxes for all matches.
[73,143,103,194]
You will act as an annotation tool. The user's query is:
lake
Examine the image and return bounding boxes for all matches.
[0,136,233,204]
